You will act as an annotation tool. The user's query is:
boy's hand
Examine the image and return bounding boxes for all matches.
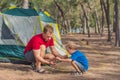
[49,61,56,65]
[56,57,62,61]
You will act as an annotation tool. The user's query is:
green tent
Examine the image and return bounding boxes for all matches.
[0,8,67,64]
[39,11,54,23]
[4,8,38,16]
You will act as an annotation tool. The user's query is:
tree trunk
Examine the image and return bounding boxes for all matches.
[100,0,105,36]
[83,17,87,34]
[113,3,116,32]
[106,0,111,41]
[94,19,97,34]
[95,8,101,34]
[101,0,111,41]
[80,3,90,37]
[53,0,68,34]
[22,0,29,9]
[80,15,86,34]
[115,0,120,46]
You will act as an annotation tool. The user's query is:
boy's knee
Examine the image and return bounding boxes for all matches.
[71,60,75,64]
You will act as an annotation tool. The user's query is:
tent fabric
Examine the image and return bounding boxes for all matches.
[4,8,38,16]
[3,14,41,45]
[39,12,54,23]
[0,8,67,64]
[0,14,41,64]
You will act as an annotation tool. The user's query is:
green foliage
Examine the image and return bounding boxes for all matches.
[70,18,77,28]
[84,0,94,3]
[0,0,116,34]
[0,0,23,12]
[90,14,95,28]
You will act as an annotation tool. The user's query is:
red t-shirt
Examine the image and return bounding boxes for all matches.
[24,33,54,54]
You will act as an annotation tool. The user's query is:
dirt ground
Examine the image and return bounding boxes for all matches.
[0,33,120,80]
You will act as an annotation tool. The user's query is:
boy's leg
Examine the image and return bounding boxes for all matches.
[71,61,81,72]
[73,61,85,73]
[71,61,85,76]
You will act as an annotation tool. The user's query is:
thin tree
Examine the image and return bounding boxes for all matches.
[101,0,111,41]
[22,0,29,9]
[100,0,105,36]
[53,0,68,34]
[114,0,120,46]
[80,2,90,37]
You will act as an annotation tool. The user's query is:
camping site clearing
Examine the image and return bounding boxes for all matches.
[0,33,120,80]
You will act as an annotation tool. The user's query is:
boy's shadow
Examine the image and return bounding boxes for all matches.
[46,67,73,74]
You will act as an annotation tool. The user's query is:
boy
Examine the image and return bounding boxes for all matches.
[56,41,89,75]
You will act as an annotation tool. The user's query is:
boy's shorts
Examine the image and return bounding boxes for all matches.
[74,61,86,72]
[24,50,36,63]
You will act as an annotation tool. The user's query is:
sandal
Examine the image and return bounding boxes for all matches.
[71,71,83,76]
[35,68,46,73]
[30,63,36,70]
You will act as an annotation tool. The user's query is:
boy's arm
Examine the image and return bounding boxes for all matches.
[56,57,72,62]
